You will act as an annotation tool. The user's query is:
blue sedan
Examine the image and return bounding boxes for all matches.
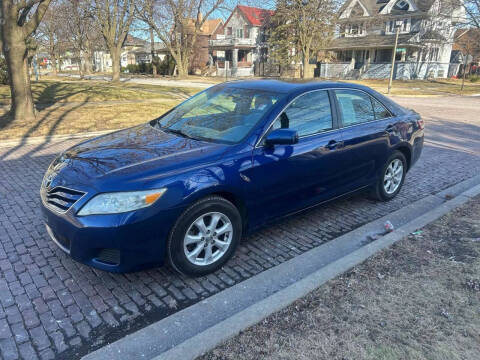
[40,80,424,276]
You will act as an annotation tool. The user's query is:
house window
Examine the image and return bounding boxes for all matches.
[385,18,410,34]
[236,28,243,38]
[244,25,250,38]
[393,0,409,10]
[227,27,232,36]
[345,23,365,37]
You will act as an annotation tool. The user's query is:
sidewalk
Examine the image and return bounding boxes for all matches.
[202,195,480,360]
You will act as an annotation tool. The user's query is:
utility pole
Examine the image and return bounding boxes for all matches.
[461,52,469,94]
[388,20,403,94]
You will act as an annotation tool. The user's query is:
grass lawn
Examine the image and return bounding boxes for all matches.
[202,195,480,360]
[0,78,202,140]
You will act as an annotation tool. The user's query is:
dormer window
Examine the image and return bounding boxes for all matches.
[393,0,410,10]
[345,23,366,37]
[385,18,410,34]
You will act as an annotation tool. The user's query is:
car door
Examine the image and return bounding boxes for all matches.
[333,89,395,190]
[242,89,348,226]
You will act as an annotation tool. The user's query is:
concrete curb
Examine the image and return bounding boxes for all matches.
[82,176,480,360]
[0,130,115,148]
[156,183,480,360]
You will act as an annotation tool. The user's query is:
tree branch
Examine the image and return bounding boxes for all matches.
[23,0,53,36]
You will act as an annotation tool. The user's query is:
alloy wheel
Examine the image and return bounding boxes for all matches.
[383,158,403,194]
[183,212,233,266]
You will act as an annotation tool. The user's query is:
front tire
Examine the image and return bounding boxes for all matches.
[372,151,407,201]
[167,196,242,276]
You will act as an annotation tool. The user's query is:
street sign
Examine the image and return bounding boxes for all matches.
[396,48,406,52]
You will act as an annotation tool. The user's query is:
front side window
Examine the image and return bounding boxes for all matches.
[271,90,333,137]
[157,85,284,144]
[335,89,375,126]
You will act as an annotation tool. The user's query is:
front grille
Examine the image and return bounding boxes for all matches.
[95,249,121,265]
[43,187,85,212]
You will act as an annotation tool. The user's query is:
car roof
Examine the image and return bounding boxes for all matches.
[220,79,409,116]
[223,79,373,94]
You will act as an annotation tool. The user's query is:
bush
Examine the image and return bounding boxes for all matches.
[0,57,9,85]
[158,56,175,75]
[120,56,175,75]
[470,75,479,83]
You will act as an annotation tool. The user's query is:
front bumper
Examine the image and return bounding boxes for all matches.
[41,202,183,273]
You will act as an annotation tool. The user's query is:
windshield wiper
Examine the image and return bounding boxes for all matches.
[161,127,198,141]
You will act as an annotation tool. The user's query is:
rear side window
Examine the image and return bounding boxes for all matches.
[271,90,333,137]
[371,97,391,119]
[335,89,375,126]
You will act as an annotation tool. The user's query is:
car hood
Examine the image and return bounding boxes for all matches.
[46,123,227,190]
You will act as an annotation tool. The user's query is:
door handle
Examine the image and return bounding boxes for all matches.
[386,124,395,133]
[326,140,343,150]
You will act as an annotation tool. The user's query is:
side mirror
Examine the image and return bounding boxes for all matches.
[264,128,299,146]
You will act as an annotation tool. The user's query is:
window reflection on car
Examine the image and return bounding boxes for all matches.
[271,90,333,137]
[157,85,284,144]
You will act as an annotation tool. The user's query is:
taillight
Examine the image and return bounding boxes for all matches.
[417,118,424,130]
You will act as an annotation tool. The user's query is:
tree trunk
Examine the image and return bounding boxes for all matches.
[77,51,85,79]
[83,51,93,75]
[150,28,157,77]
[171,51,187,78]
[302,50,311,79]
[50,51,57,75]
[111,48,121,82]
[3,33,36,121]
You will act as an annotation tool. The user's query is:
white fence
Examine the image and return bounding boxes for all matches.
[318,62,460,79]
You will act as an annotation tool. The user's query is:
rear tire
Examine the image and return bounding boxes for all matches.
[372,151,407,201]
[167,196,242,276]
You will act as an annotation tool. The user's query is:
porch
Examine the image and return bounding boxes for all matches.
[209,36,255,77]
[320,47,451,79]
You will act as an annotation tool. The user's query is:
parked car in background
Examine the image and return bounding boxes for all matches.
[40,80,424,276]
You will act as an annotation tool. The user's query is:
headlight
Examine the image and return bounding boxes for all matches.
[77,188,167,215]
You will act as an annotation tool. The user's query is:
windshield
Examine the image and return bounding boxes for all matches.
[156,85,285,144]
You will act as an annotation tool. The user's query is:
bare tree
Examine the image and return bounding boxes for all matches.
[455,29,480,90]
[94,0,135,81]
[269,0,337,78]
[60,0,102,77]
[464,0,480,28]
[136,0,225,78]
[36,2,65,75]
[0,0,53,122]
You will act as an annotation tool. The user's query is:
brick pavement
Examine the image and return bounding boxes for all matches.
[0,96,479,359]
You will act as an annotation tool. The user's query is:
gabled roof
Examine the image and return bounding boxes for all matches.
[232,5,274,26]
[200,19,223,35]
[124,35,147,46]
[184,18,224,35]
[339,0,435,18]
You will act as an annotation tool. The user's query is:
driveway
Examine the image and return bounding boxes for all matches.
[0,96,479,360]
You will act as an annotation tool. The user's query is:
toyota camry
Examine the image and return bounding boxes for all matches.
[40,80,424,276]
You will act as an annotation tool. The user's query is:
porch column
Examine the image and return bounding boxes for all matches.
[351,50,356,69]
[232,48,238,72]
[367,48,373,66]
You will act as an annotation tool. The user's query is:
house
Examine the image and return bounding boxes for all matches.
[320,0,466,79]
[93,35,164,72]
[208,5,274,77]
[452,28,480,63]
[189,18,224,74]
